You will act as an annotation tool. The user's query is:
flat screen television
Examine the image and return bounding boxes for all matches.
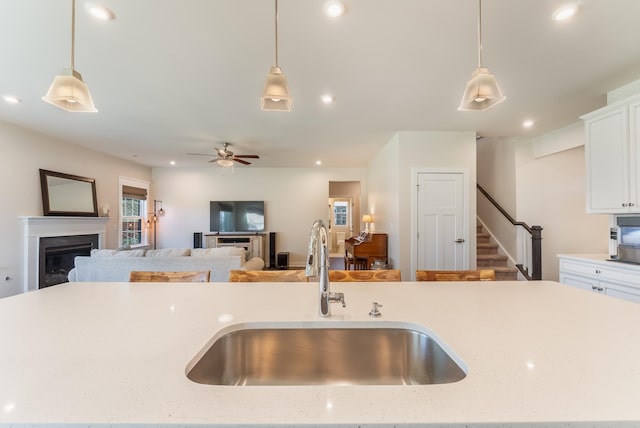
[210,201,265,233]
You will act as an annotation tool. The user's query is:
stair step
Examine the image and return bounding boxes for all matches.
[476,232,490,244]
[492,266,519,281]
[477,242,499,255]
[477,254,508,267]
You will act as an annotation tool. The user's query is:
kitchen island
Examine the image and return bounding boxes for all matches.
[1,280,639,427]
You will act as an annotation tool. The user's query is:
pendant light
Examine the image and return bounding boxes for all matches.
[261,0,292,111]
[458,0,504,111]
[43,0,97,112]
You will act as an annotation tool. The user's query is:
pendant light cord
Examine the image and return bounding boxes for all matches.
[71,0,76,70]
[477,0,483,68]
[274,0,279,67]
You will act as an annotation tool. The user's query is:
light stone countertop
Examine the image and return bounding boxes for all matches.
[1,280,640,427]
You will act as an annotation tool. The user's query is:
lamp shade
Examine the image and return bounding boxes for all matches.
[42,68,97,112]
[458,67,505,111]
[216,159,234,167]
[362,214,373,223]
[261,66,292,111]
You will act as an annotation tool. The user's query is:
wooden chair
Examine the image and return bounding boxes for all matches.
[129,270,211,282]
[344,255,368,270]
[228,270,309,282]
[415,269,495,282]
[329,269,401,282]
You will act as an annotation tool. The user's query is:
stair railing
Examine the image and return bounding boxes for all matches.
[477,184,542,280]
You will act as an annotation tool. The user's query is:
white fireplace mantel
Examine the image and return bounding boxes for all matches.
[21,216,109,293]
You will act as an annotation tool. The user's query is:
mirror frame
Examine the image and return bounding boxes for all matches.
[39,169,99,217]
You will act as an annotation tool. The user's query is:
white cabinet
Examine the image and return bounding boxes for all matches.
[203,234,265,260]
[558,255,640,303]
[581,96,640,214]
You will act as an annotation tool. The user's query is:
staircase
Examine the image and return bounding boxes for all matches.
[476,223,519,281]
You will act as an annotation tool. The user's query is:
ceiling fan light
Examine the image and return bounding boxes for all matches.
[262,66,292,111]
[458,67,505,111]
[216,159,234,167]
[42,68,97,112]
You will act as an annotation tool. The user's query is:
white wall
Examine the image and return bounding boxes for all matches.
[0,120,151,298]
[151,167,367,267]
[367,134,400,269]
[396,131,477,279]
[515,145,608,280]
[476,137,518,259]
[477,125,609,281]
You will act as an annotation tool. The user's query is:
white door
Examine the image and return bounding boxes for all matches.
[416,172,465,270]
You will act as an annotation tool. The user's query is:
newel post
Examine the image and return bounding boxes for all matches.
[531,226,543,280]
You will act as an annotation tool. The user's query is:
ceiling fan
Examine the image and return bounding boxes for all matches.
[188,142,260,166]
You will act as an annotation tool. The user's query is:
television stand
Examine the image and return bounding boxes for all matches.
[204,233,265,261]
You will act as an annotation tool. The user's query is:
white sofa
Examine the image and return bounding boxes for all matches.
[67,247,265,282]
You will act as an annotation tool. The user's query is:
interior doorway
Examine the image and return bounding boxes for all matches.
[415,171,467,271]
[328,181,361,258]
[329,198,352,257]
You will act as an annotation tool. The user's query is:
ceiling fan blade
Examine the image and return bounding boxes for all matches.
[233,158,251,165]
[233,154,260,159]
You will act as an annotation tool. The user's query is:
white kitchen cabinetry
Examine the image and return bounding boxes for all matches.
[203,234,265,260]
[581,96,640,214]
[558,254,640,303]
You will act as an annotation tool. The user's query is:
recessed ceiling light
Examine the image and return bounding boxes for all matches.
[315,160,322,166]
[321,94,334,104]
[552,4,578,21]
[85,3,115,21]
[2,95,21,104]
[324,1,345,18]
[169,161,176,165]
[523,119,534,128]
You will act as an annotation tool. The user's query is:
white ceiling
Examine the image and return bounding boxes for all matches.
[2,0,640,168]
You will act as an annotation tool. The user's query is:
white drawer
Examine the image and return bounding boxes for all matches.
[560,259,640,288]
[559,259,603,276]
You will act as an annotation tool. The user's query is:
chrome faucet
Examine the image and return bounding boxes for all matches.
[306,219,346,317]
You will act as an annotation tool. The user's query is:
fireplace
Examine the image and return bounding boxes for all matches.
[39,234,99,288]
[22,216,109,293]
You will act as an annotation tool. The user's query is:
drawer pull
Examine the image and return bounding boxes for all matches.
[591,286,598,290]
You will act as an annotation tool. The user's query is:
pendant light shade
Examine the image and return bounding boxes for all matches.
[458,0,504,112]
[458,67,504,111]
[262,66,292,111]
[43,0,97,112]
[262,0,292,111]
[43,68,97,112]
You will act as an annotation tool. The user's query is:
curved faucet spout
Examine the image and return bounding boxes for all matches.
[305,219,344,317]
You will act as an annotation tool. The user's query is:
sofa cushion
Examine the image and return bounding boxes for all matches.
[69,255,244,282]
[145,248,191,257]
[191,247,246,257]
[91,249,147,257]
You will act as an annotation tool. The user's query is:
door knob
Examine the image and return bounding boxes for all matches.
[454,239,465,243]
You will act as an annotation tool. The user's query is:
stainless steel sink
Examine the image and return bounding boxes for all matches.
[186,326,466,386]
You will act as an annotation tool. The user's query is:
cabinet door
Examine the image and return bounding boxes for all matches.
[585,107,629,213]
[630,101,640,209]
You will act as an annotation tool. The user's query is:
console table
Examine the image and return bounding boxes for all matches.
[204,234,265,260]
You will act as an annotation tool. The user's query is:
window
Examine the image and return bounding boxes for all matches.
[119,178,150,248]
[333,201,348,226]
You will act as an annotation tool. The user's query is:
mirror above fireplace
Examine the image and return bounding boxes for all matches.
[39,169,98,217]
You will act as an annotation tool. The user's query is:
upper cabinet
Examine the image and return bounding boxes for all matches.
[581,95,640,213]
